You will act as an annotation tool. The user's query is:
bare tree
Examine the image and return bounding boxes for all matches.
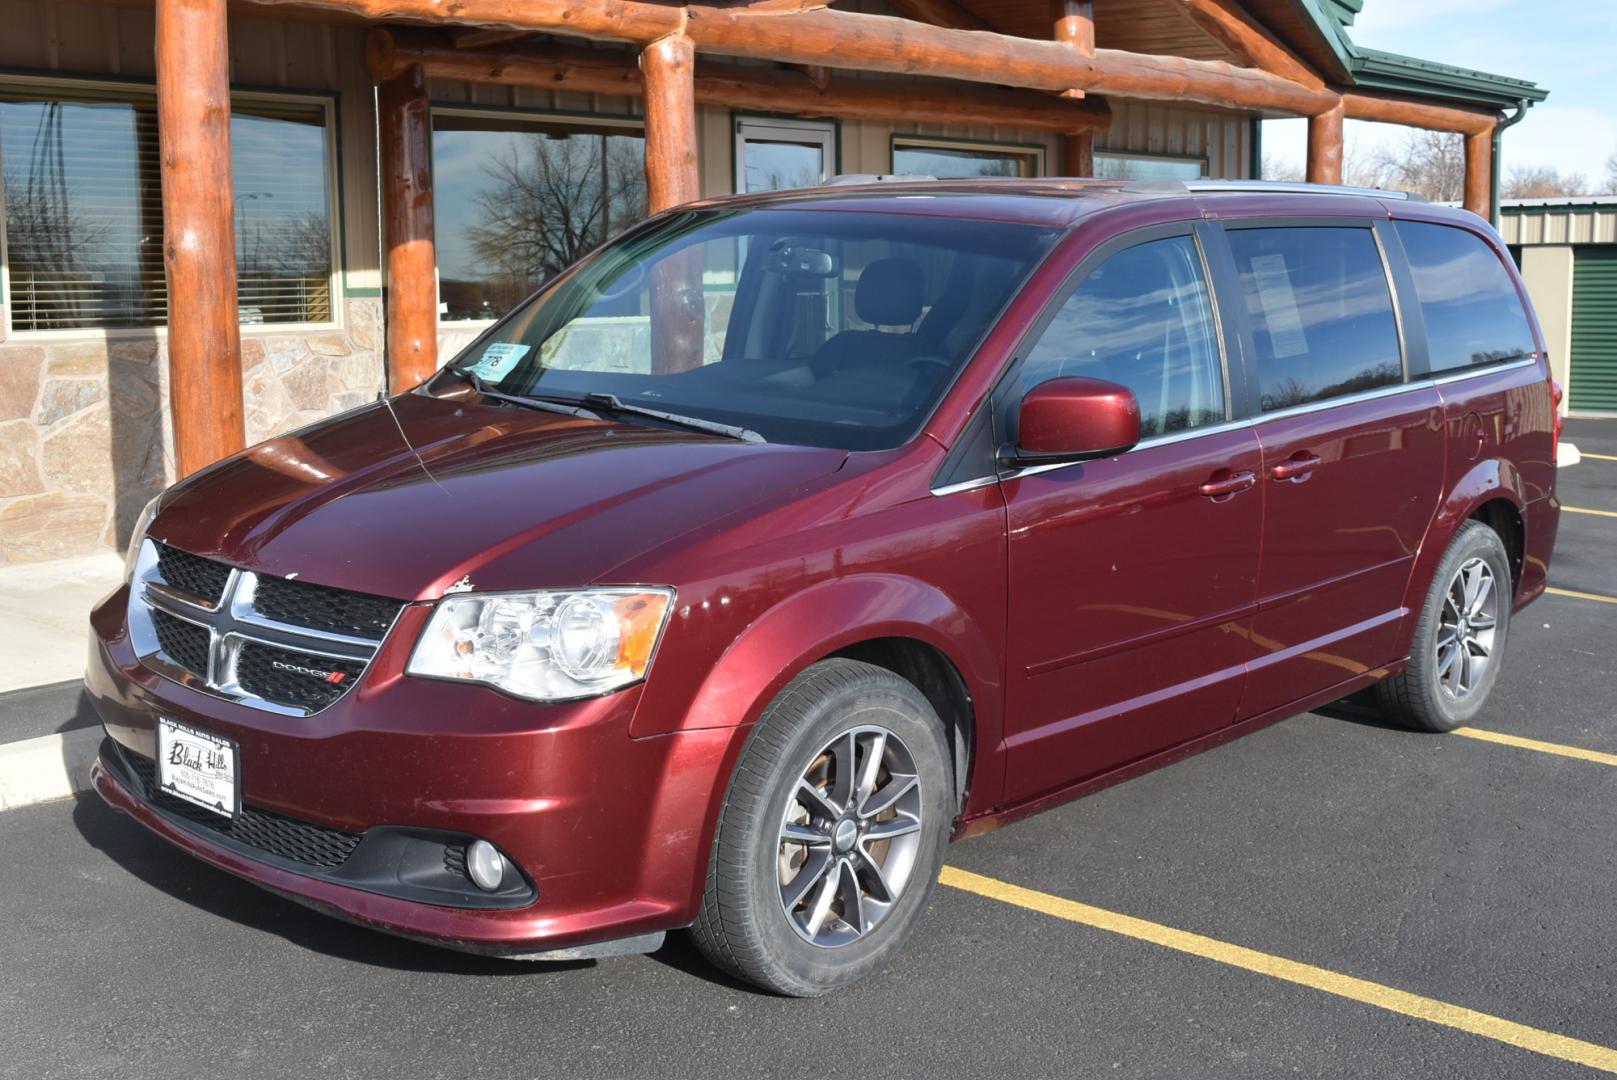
[1355,129,1466,202]
[464,133,647,309]
[1260,154,1304,183]
[1605,149,1617,196]
[1502,166,1590,199]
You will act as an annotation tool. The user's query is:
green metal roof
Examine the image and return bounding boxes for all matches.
[1290,0,1546,109]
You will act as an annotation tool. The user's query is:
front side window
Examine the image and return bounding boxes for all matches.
[1017,234,1225,439]
[0,85,333,332]
[892,139,1041,179]
[1395,221,1536,373]
[1226,227,1403,412]
[431,113,647,323]
[434,208,1059,451]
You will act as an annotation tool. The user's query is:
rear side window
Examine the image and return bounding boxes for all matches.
[1226,227,1403,412]
[1019,235,1225,438]
[1395,221,1536,373]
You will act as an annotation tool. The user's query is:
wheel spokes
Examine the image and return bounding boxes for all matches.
[776,723,926,948]
[796,778,842,821]
[782,847,834,910]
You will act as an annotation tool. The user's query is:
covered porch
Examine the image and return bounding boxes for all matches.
[0,0,1545,563]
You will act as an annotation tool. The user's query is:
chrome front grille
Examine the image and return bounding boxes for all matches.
[127,540,406,715]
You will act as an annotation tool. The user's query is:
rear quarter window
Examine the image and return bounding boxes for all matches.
[1395,221,1537,373]
[1226,226,1404,412]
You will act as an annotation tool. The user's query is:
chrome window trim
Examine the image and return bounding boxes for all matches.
[929,357,1539,496]
[127,540,398,716]
[1432,356,1536,384]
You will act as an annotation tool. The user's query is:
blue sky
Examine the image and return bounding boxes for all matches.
[1263,0,1617,188]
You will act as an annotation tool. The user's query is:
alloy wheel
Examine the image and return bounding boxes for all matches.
[1436,557,1499,700]
[777,725,924,948]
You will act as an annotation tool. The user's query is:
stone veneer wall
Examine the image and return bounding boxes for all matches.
[0,298,384,565]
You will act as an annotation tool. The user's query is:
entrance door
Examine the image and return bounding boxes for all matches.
[1001,229,1262,804]
[735,118,836,193]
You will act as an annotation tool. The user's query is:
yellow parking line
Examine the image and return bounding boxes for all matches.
[1564,506,1617,518]
[1547,586,1617,606]
[1451,727,1617,767]
[1580,452,1617,462]
[939,865,1617,1074]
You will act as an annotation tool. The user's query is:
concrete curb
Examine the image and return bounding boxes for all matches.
[0,728,101,811]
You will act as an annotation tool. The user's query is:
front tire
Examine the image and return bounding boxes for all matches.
[690,659,953,996]
[1376,520,1512,732]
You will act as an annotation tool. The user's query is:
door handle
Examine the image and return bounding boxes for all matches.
[1198,470,1256,498]
[1271,452,1323,481]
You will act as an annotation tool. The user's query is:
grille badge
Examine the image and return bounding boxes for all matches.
[127,540,393,716]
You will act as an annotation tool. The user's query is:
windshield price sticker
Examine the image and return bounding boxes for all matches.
[468,343,531,381]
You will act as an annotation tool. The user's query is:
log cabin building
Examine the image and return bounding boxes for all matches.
[0,0,1545,564]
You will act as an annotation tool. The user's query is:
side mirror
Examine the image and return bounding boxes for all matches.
[1004,376,1141,467]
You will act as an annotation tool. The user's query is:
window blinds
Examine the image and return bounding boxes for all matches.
[0,85,334,332]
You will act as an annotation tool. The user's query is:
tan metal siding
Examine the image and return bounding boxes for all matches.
[1501,209,1617,247]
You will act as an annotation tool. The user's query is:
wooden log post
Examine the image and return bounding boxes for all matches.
[1463,128,1493,219]
[1053,0,1096,175]
[377,64,438,391]
[1306,101,1344,185]
[641,34,704,373]
[156,0,245,476]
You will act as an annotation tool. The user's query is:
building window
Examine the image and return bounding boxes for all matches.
[0,81,336,333]
[431,110,647,323]
[735,117,836,193]
[1093,151,1207,181]
[892,137,1043,179]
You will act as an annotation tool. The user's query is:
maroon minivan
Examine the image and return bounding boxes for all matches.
[88,178,1560,995]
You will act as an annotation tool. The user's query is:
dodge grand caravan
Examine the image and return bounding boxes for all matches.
[89,178,1560,996]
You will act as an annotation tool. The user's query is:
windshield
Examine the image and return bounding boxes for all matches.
[428,207,1060,451]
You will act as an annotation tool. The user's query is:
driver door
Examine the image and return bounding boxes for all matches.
[1001,227,1263,804]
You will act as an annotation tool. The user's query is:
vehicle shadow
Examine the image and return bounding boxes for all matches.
[67,791,590,978]
[1313,689,1409,733]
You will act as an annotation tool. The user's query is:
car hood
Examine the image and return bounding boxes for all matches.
[151,391,849,600]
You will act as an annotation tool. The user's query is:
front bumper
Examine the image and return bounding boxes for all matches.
[88,584,747,957]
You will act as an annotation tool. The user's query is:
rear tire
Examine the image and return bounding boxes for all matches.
[1376,520,1512,732]
[690,659,953,997]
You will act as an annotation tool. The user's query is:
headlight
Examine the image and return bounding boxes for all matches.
[124,493,164,579]
[406,588,674,701]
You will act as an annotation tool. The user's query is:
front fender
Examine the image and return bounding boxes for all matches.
[635,572,1007,921]
[1394,456,1526,657]
[656,572,1000,736]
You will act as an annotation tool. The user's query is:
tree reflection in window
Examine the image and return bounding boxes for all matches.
[433,115,647,322]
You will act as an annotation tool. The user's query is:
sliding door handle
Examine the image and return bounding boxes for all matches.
[1271,452,1322,481]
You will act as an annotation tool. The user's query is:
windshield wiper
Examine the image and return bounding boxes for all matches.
[580,392,766,444]
[454,368,763,443]
[455,368,601,420]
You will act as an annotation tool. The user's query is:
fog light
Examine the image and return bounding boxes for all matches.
[466,840,504,892]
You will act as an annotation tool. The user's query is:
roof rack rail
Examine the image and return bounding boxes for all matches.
[823,173,937,186]
[1180,179,1423,201]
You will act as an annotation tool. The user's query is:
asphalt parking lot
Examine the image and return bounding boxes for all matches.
[2,419,1614,1080]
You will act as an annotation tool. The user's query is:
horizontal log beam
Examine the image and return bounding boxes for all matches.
[449,26,530,48]
[1341,91,1499,136]
[262,0,1342,115]
[369,30,1113,133]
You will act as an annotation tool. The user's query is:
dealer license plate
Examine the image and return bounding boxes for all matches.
[155,717,239,818]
